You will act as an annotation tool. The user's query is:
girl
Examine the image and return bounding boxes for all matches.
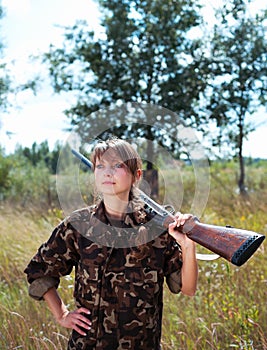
[24,137,198,350]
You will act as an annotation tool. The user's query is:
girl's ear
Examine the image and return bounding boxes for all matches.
[135,169,142,183]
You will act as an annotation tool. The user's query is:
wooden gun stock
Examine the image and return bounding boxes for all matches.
[163,215,265,266]
[138,189,265,267]
[71,148,266,267]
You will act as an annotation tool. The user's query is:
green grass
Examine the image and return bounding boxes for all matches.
[0,164,266,349]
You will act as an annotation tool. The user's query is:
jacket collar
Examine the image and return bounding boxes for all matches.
[92,190,148,229]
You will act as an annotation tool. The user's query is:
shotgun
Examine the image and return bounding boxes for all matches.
[71,149,265,267]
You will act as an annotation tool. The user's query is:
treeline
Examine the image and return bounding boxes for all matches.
[0,141,71,208]
[1,140,266,210]
[1,0,267,199]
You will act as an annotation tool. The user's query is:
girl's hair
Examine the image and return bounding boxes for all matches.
[91,137,148,260]
[90,137,142,182]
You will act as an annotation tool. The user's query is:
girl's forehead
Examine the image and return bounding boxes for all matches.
[96,149,123,163]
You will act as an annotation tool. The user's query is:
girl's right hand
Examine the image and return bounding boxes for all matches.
[58,307,92,336]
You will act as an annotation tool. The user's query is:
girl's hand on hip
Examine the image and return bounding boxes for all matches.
[58,307,91,336]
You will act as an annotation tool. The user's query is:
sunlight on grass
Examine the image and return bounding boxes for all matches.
[0,164,266,349]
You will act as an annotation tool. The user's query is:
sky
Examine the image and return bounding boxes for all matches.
[1,0,101,153]
[0,0,267,158]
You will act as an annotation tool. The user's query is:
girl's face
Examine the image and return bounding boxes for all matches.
[94,150,136,200]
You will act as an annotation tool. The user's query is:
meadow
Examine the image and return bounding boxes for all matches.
[0,161,266,349]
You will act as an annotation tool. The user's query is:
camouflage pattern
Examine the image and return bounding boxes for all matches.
[25,195,183,350]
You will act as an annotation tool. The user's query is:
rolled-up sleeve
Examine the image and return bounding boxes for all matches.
[28,276,59,300]
[24,219,79,300]
[166,270,182,294]
[164,238,183,294]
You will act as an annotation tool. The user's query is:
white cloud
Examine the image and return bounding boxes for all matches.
[2,0,31,14]
[1,94,71,153]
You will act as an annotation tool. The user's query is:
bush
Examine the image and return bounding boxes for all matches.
[3,154,58,209]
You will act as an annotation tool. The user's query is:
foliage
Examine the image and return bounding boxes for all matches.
[7,155,56,208]
[0,143,59,208]
[15,140,62,174]
[41,0,267,194]
[0,146,12,199]
[43,0,210,167]
[203,0,267,194]
[0,141,95,209]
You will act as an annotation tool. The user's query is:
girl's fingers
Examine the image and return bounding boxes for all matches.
[73,314,91,328]
[73,324,88,336]
[72,317,90,336]
[169,220,177,230]
[73,309,91,328]
[174,213,192,227]
[60,308,91,335]
[77,307,91,315]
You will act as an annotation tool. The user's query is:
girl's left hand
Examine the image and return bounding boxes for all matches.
[168,212,194,247]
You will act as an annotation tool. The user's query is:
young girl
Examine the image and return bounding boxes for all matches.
[24,138,198,350]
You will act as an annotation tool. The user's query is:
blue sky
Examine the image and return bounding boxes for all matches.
[1,0,266,158]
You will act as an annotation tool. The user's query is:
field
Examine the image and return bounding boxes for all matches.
[0,162,266,349]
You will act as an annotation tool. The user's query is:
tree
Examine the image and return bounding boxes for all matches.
[15,140,61,174]
[205,0,267,194]
[44,0,209,171]
[0,146,12,199]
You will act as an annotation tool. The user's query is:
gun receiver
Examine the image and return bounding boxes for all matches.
[71,149,265,266]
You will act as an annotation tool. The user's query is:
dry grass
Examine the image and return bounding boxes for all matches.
[0,164,266,349]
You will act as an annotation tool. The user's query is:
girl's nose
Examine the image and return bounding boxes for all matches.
[104,166,114,176]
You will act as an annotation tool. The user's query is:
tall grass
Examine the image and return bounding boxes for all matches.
[161,162,267,349]
[0,207,70,349]
[0,163,266,349]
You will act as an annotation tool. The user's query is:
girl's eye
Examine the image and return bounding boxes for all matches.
[95,162,124,170]
[96,164,104,169]
[114,163,124,169]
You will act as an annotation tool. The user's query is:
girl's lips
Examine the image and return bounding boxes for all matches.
[102,181,115,185]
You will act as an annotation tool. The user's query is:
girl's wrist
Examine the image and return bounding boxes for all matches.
[56,308,69,322]
[178,238,196,251]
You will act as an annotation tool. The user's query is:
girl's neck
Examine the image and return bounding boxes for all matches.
[103,195,129,220]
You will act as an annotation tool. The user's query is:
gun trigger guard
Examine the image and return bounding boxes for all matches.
[162,204,175,215]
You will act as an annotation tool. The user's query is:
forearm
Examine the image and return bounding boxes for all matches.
[168,212,198,296]
[43,286,91,335]
[43,287,69,321]
[180,240,198,296]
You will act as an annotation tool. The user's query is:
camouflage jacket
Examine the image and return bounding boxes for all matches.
[24,196,183,350]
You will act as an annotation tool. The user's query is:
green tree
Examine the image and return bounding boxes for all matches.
[205,0,267,194]
[44,0,209,170]
[15,140,61,174]
[0,146,12,199]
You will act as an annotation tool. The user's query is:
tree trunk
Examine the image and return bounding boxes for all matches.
[144,124,159,198]
[143,169,159,198]
[237,115,247,196]
[238,151,246,195]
